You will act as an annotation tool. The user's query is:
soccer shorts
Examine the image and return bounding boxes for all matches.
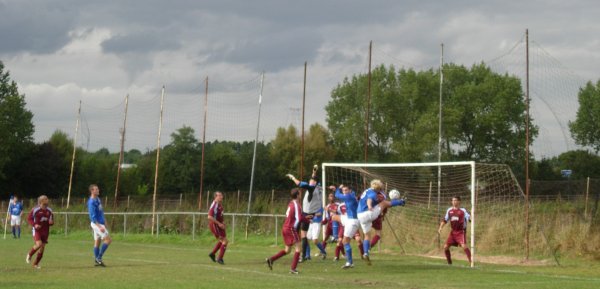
[209,222,226,239]
[91,222,110,241]
[357,205,382,234]
[371,215,383,231]
[446,230,467,246]
[10,215,21,226]
[33,230,49,244]
[324,221,333,238]
[282,227,300,246]
[306,222,321,240]
[342,218,360,238]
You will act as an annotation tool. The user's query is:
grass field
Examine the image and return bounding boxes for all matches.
[1,233,599,289]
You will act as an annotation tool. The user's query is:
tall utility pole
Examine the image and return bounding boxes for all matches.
[437,43,444,247]
[199,77,208,210]
[113,94,129,209]
[364,41,372,163]
[246,73,265,239]
[301,62,307,179]
[524,29,531,260]
[66,100,81,209]
[151,86,165,236]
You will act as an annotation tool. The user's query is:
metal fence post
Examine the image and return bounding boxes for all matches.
[65,214,68,236]
[274,216,278,246]
[192,213,196,240]
[123,214,127,237]
[232,214,236,244]
[156,214,160,237]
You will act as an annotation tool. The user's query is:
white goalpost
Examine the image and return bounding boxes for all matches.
[322,161,525,267]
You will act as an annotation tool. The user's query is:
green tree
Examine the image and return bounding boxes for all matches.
[303,123,336,176]
[569,80,600,152]
[270,125,301,177]
[0,61,34,184]
[160,126,201,194]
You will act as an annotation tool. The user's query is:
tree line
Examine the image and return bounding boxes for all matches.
[2,60,600,199]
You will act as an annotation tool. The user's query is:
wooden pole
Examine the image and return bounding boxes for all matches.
[525,29,531,260]
[585,177,590,218]
[428,181,433,210]
[151,86,166,236]
[437,43,444,248]
[114,94,129,209]
[199,76,208,210]
[364,41,372,163]
[301,62,307,179]
[66,100,81,209]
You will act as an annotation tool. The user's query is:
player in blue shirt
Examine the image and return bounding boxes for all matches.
[357,179,406,264]
[330,184,360,269]
[88,184,112,267]
[9,195,24,238]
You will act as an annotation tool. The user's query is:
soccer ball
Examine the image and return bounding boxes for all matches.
[388,189,401,200]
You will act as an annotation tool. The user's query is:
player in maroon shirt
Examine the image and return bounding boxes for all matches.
[321,193,339,251]
[438,196,472,265]
[208,191,228,265]
[369,190,388,248]
[265,188,310,274]
[25,195,54,269]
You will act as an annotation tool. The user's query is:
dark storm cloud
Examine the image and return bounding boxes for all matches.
[0,1,75,54]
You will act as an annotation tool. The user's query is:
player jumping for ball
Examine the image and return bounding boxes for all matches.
[328,184,361,269]
[357,179,405,264]
[26,195,53,269]
[208,191,228,265]
[265,188,310,274]
[437,196,472,265]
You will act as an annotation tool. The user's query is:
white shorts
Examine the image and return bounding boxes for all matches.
[306,222,321,240]
[10,215,21,226]
[91,222,110,240]
[358,205,382,234]
[343,218,360,238]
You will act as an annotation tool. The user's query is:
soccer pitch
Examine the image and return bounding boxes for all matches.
[1,234,599,289]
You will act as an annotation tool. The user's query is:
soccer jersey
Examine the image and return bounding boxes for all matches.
[299,181,323,214]
[335,189,358,219]
[358,188,378,213]
[208,201,224,223]
[324,202,339,222]
[9,201,23,216]
[444,207,470,231]
[284,200,304,230]
[27,206,53,235]
[88,197,106,225]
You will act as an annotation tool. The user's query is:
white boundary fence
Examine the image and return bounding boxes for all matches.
[50,212,285,245]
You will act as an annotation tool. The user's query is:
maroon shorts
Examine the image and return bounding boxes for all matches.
[372,216,383,231]
[209,222,226,239]
[34,231,49,244]
[282,227,300,246]
[446,230,467,246]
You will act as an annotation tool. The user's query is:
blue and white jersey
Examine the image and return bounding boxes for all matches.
[9,201,23,216]
[357,188,378,213]
[88,197,106,225]
[335,188,358,219]
[312,207,323,223]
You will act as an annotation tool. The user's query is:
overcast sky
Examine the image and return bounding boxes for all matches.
[1,0,598,157]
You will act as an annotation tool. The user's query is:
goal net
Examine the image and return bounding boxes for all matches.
[322,161,526,265]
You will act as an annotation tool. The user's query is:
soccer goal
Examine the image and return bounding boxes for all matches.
[321,161,526,266]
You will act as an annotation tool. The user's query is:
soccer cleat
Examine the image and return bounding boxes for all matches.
[333,256,339,262]
[265,258,273,270]
[217,259,225,265]
[208,253,216,263]
[26,254,31,264]
[363,254,372,266]
[95,258,106,267]
[321,253,327,260]
[341,262,354,269]
[289,269,299,274]
[32,264,41,269]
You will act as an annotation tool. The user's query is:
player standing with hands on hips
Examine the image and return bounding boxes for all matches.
[88,184,112,267]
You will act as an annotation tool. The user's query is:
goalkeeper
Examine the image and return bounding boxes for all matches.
[286,164,322,262]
